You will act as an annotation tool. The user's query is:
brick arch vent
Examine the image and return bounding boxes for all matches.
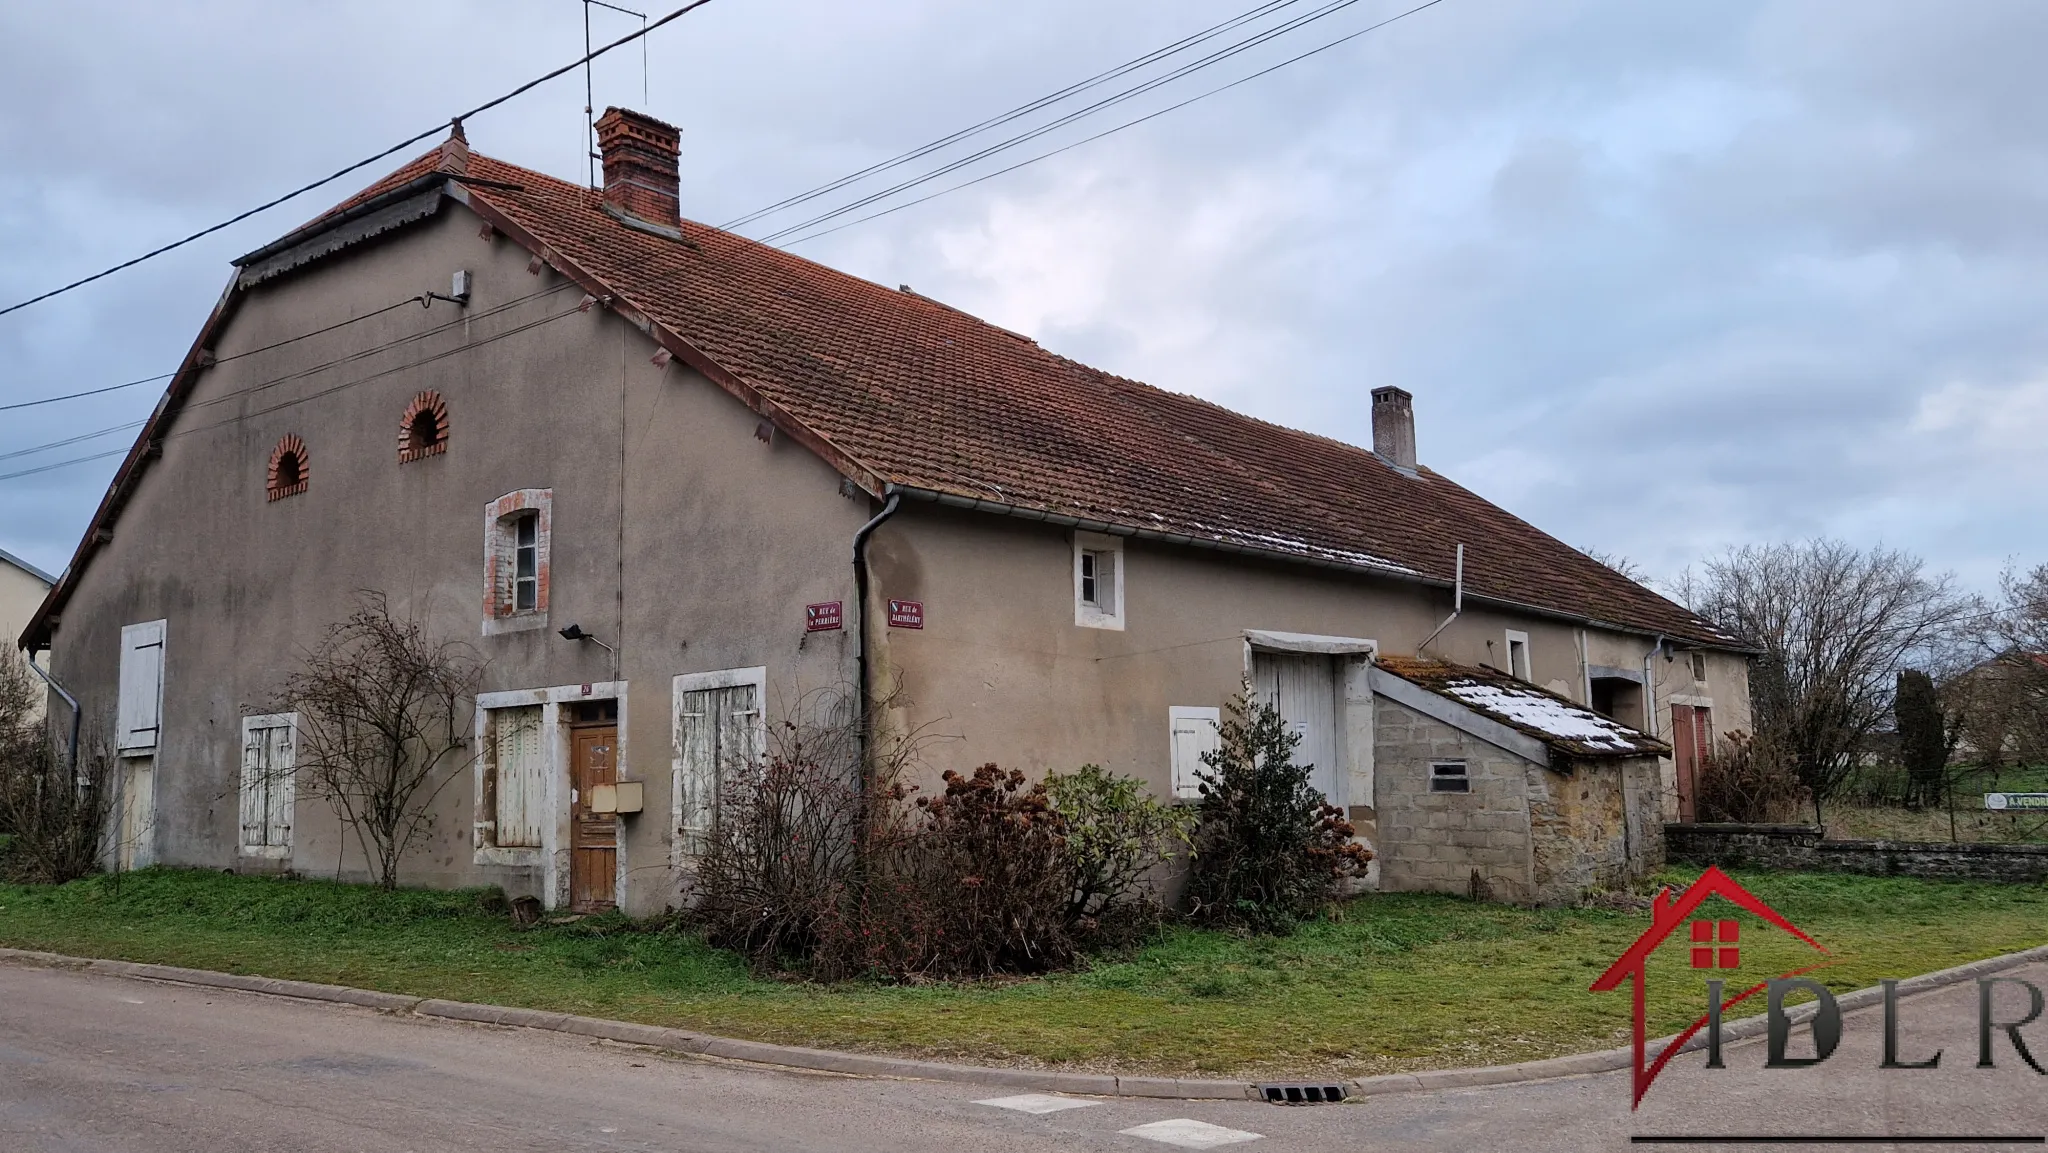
[267,434,308,501]
[399,390,450,462]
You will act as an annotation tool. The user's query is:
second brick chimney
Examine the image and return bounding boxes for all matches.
[595,107,681,234]
[1371,386,1418,473]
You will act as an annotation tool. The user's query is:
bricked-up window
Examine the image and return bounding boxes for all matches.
[267,434,308,501]
[399,390,449,463]
[483,489,551,633]
[1429,761,1470,793]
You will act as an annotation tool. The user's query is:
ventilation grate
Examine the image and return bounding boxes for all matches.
[1258,1083,1348,1105]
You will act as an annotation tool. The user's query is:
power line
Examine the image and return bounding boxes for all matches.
[752,0,1400,245]
[0,283,576,479]
[779,0,1448,248]
[0,374,172,413]
[0,420,146,464]
[0,292,432,414]
[0,0,722,322]
[718,0,1311,232]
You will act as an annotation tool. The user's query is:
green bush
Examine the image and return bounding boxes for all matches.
[1044,763,1194,937]
[1183,691,1371,933]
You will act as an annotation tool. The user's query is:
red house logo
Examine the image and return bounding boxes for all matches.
[1589,866,1833,1107]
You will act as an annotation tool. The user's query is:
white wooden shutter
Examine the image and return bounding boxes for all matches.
[239,720,267,847]
[265,720,295,849]
[492,706,546,848]
[239,713,296,853]
[117,620,167,750]
[1168,706,1221,799]
[674,679,762,855]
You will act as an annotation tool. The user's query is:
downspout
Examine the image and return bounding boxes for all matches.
[1641,634,1666,739]
[22,650,80,776]
[1416,544,1464,656]
[852,490,903,768]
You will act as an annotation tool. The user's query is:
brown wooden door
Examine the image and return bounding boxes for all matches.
[569,725,617,912]
[1671,704,1699,822]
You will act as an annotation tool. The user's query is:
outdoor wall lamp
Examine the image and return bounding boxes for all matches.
[557,623,616,655]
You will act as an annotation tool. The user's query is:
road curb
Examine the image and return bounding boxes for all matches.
[3,942,2044,1100]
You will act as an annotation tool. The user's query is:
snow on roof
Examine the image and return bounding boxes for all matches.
[1438,680,1648,754]
[1373,655,1669,760]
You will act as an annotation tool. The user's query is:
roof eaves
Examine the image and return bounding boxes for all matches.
[885,483,1740,649]
[0,547,56,587]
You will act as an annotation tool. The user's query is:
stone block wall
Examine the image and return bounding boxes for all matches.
[1528,755,1665,898]
[1374,697,1536,901]
[1667,823,2048,884]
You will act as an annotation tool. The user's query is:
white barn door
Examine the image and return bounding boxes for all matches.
[1252,651,1340,806]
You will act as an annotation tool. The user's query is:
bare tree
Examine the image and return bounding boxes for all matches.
[1978,563,2048,768]
[1579,546,1650,584]
[1686,540,1977,827]
[275,594,482,889]
[1,649,115,882]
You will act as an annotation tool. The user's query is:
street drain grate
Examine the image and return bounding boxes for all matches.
[1258,1082,1347,1105]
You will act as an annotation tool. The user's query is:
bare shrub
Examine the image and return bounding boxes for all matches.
[1184,690,1371,934]
[0,735,115,884]
[274,593,481,889]
[1695,731,1807,824]
[817,764,1074,981]
[693,701,890,971]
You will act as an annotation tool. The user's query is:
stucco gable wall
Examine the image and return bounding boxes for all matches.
[43,200,869,908]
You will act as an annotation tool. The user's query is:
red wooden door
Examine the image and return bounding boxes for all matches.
[570,725,617,912]
[1671,704,1699,822]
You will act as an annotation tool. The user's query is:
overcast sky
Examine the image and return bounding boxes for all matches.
[2,0,2041,592]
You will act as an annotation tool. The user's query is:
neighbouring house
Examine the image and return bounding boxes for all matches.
[18,110,1751,912]
[2,547,56,717]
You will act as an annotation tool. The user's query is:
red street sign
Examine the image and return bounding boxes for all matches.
[805,601,843,632]
[887,599,924,629]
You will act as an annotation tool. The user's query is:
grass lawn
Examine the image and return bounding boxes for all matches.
[1,868,2042,1078]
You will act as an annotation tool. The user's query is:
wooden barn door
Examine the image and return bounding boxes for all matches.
[569,724,617,912]
[1252,651,1340,806]
[1670,704,1713,823]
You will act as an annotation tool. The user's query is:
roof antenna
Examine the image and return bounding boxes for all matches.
[580,0,650,188]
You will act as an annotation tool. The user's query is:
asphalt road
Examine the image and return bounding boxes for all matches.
[1,961,2044,1151]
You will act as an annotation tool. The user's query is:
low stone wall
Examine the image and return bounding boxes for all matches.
[1666,823,2048,884]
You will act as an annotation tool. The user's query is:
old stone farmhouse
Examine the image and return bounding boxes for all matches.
[19,109,1750,914]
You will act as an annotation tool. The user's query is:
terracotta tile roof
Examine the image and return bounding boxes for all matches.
[178,146,1736,649]
[1376,656,1669,760]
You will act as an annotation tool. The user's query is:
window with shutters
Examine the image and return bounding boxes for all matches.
[1168,706,1221,799]
[239,713,297,857]
[482,489,551,634]
[117,620,167,752]
[672,668,766,857]
[482,705,547,849]
[1073,531,1125,630]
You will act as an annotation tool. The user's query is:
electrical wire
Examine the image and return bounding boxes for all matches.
[779,0,1447,248]
[718,0,1312,232]
[752,0,1401,245]
[0,374,173,414]
[0,420,147,464]
[0,0,721,321]
[0,282,578,480]
[0,292,431,414]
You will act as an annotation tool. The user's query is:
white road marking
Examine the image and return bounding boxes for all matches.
[120,998,146,1005]
[974,1093,1102,1115]
[1119,1118,1263,1148]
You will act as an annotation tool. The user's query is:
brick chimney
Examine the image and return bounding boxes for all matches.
[1371,386,1417,473]
[595,107,681,233]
